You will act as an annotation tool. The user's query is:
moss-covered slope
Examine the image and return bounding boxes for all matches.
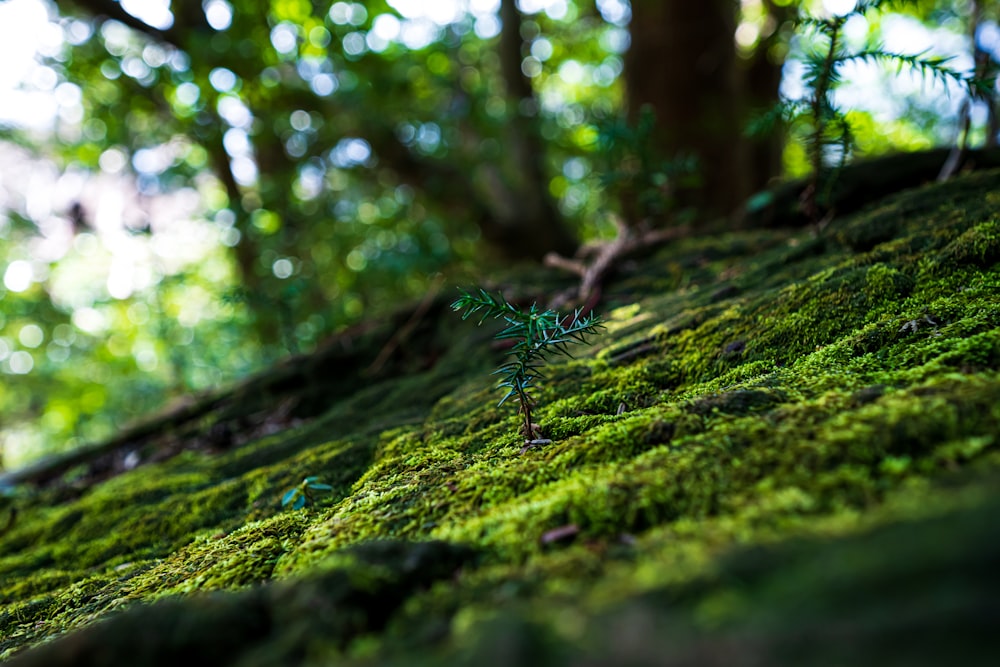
[2,170,999,665]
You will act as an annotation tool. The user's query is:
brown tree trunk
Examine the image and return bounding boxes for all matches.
[476,0,577,260]
[740,0,795,195]
[626,0,749,221]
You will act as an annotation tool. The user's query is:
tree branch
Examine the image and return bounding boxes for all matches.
[64,0,209,49]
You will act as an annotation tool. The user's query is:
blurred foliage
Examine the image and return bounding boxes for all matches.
[0,0,636,466]
[0,0,991,466]
[749,0,971,220]
[594,105,700,225]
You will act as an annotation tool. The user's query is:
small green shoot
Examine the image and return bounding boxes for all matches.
[281,476,333,510]
[452,288,603,445]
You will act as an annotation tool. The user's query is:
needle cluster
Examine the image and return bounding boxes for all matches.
[452,288,603,443]
[748,0,971,224]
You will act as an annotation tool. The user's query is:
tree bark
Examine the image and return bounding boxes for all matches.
[478,0,577,259]
[740,0,795,196]
[625,0,750,222]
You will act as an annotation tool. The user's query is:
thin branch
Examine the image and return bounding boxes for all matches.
[365,275,445,377]
[545,216,691,310]
[64,0,209,49]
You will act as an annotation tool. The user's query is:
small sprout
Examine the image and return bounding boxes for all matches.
[452,288,603,444]
[280,476,333,510]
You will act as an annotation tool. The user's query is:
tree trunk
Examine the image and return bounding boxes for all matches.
[626,0,750,221]
[740,0,795,196]
[476,0,577,260]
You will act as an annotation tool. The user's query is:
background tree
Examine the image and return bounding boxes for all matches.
[0,0,987,465]
[625,0,807,222]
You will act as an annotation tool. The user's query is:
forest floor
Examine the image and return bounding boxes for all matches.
[1,168,999,666]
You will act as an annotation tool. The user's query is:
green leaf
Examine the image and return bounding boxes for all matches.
[306,482,333,491]
[281,489,300,507]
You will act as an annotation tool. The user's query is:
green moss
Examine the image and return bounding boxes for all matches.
[421,481,1000,667]
[864,262,914,304]
[3,169,1000,664]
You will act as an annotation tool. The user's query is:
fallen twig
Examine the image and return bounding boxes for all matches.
[545,215,689,310]
[365,274,445,377]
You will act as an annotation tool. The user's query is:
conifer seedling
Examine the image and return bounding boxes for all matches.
[452,288,603,446]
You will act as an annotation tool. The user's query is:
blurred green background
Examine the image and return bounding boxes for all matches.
[0,0,990,466]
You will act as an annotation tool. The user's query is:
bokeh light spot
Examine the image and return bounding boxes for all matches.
[3,260,33,292]
[272,258,294,278]
[8,350,33,374]
[19,324,44,348]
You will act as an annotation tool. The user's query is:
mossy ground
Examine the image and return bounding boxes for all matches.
[1,170,999,665]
